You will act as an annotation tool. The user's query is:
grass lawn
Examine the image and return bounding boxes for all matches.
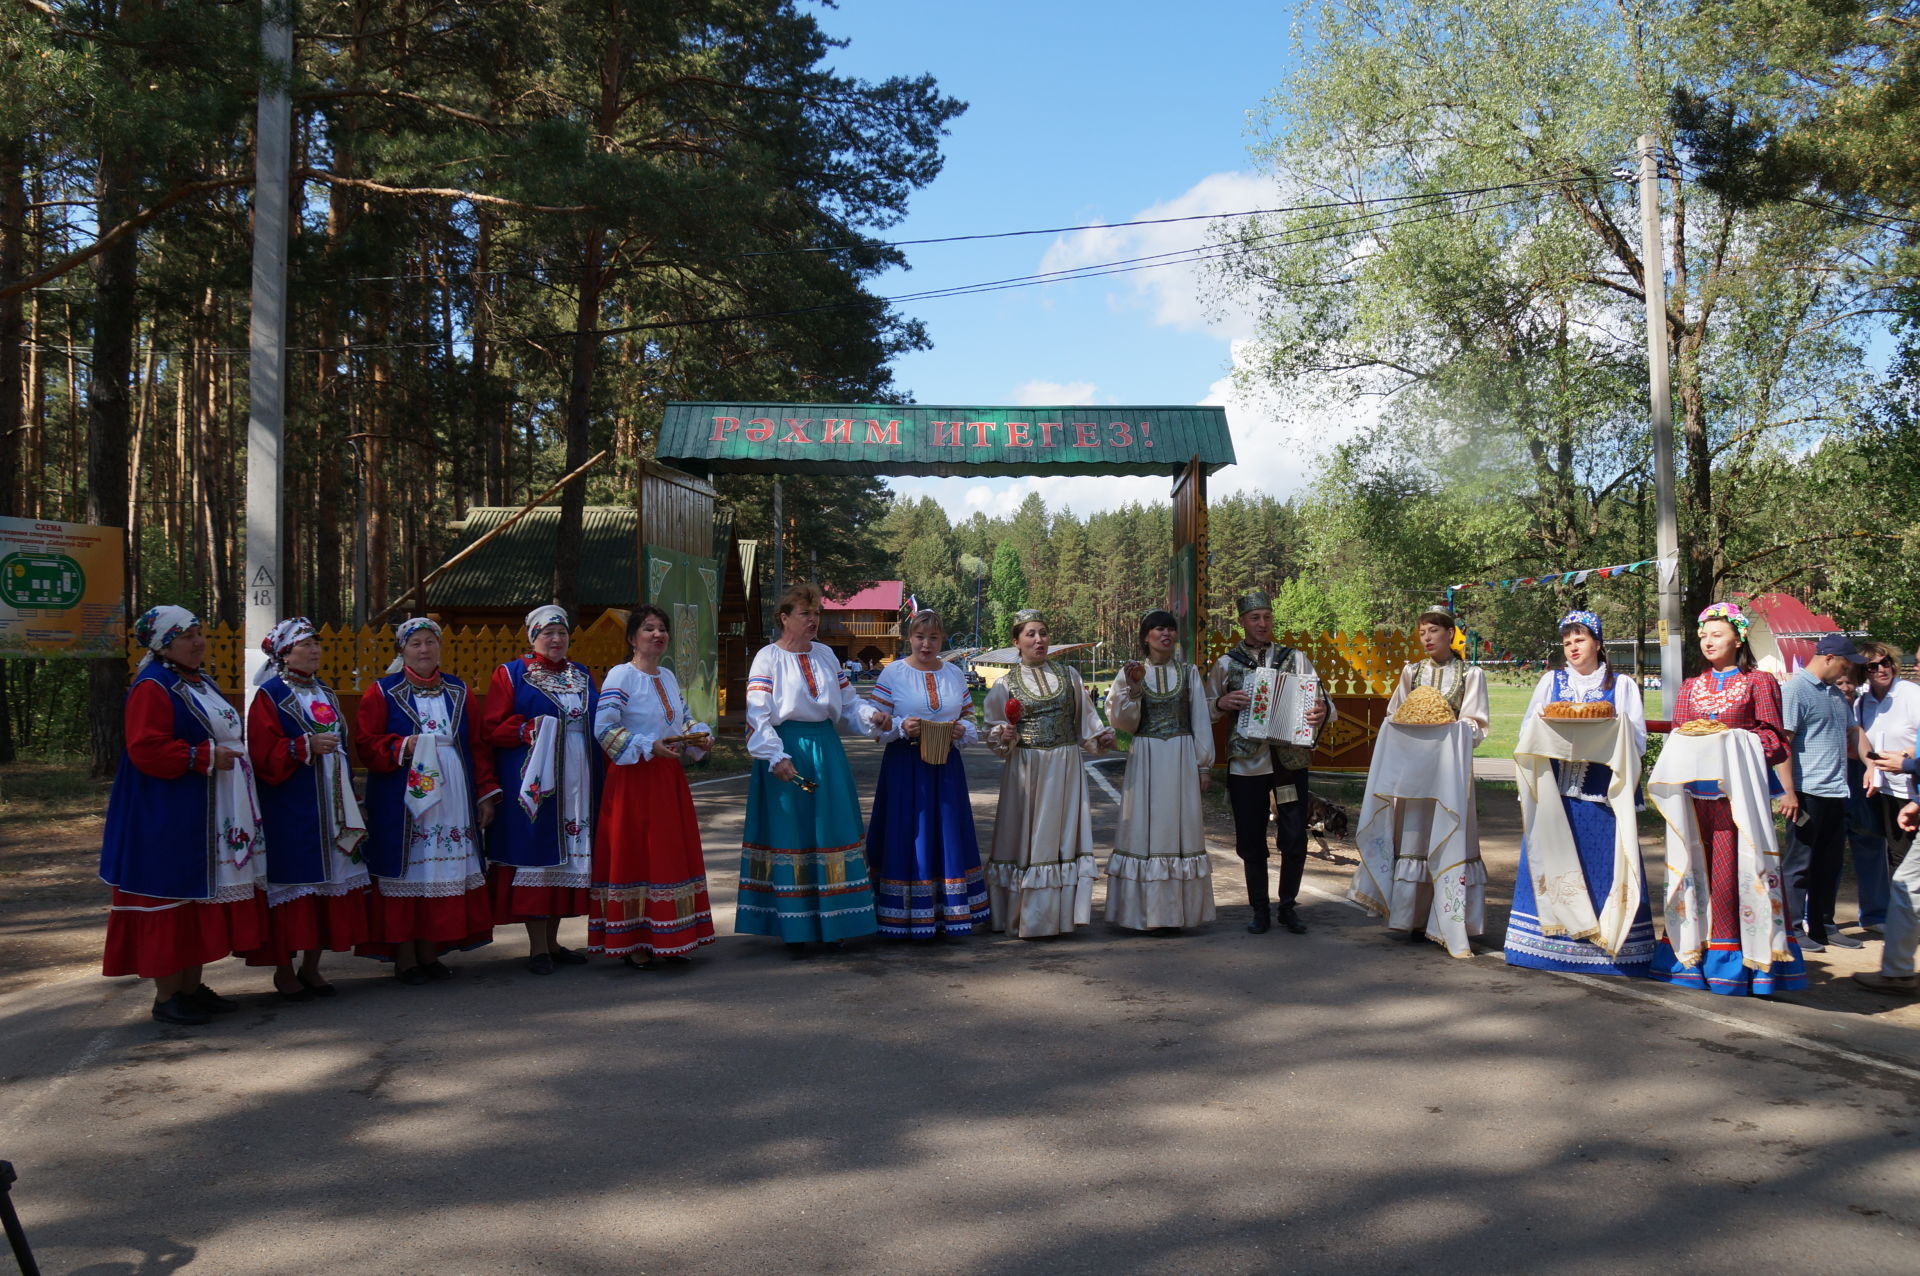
[1475,678,1537,758]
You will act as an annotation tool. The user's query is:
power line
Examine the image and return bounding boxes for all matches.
[24,167,1631,294]
[18,165,1626,357]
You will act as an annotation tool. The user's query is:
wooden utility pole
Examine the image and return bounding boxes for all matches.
[243,1,294,697]
[1639,133,1684,714]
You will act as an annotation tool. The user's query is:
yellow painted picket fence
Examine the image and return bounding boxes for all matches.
[1198,627,1426,697]
[126,612,634,693]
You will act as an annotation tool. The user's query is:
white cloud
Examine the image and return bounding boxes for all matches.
[1201,340,1384,503]
[1038,171,1271,339]
[887,345,1378,518]
[1009,378,1099,406]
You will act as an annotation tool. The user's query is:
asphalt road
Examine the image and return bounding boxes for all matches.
[1,737,1916,1275]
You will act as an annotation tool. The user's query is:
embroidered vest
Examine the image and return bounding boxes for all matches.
[1008,662,1076,749]
[1134,663,1193,740]
[1411,659,1469,714]
[1549,665,1622,801]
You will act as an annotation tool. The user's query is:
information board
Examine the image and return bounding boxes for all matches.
[0,517,127,658]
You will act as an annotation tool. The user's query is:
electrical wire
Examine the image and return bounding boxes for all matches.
[24,167,1628,295]
[20,167,1624,358]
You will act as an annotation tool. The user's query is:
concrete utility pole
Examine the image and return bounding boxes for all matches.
[243,2,294,699]
[770,479,785,636]
[1639,133,1684,715]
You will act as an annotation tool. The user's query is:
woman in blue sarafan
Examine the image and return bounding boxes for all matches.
[100,605,269,1025]
[355,617,501,984]
[480,605,603,976]
[863,608,990,938]
[1504,609,1656,976]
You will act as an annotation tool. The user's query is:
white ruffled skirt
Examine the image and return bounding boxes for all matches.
[1105,733,1215,929]
[987,742,1097,937]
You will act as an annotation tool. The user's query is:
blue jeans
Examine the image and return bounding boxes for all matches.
[1783,793,1847,940]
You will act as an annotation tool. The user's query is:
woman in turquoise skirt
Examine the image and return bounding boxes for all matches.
[738,583,888,956]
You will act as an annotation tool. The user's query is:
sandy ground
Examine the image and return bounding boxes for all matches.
[1,741,1916,1273]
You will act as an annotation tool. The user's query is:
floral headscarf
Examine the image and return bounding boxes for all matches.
[262,617,317,662]
[132,605,198,670]
[254,617,319,686]
[1557,609,1603,643]
[387,617,443,675]
[395,616,442,648]
[1696,601,1749,642]
[524,605,569,643]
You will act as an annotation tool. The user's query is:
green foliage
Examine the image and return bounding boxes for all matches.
[986,540,1028,645]
[1211,0,1898,651]
[0,0,963,756]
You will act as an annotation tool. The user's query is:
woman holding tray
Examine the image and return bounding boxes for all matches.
[591,605,717,966]
[1504,610,1654,976]
[1647,602,1806,996]
[863,609,990,938]
[737,583,886,956]
[984,609,1116,938]
[1104,609,1216,932]
[1347,608,1490,954]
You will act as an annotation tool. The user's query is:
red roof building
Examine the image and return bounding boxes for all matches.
[821,581,904,667]
[1734,592,1845,673]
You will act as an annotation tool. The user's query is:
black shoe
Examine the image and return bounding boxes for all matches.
[622,953,654,970]
[186,984,240,1014]
[1246,907,1272,935]
[817,940,844,955]
[1407,929,1427,943]
[396,965,430,986]
[661,954,694,966]
[1277,905,1307,935]
[422,960,454,981]
[1823,931,1864,950]
[296,971,338,998]
[152,994,212,1026]
[273,983,316,1003]
[550,945,589,966]
[525,952,556,975]
[785,943,811,960]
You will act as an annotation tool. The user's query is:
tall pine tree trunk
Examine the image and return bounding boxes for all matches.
[554,226,605,616]
[86,144,138,778]
[0,134,23,764]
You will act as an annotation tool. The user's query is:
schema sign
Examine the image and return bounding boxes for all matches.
[0,516,126,658]
[657,402,1236,478]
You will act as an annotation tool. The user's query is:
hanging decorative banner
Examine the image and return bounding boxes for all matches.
[1448,554,1675,595]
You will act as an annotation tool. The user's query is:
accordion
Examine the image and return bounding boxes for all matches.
[1236,668,1319,747]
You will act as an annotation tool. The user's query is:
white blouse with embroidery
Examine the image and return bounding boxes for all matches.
[595,663,711,764]
[869,658,978,746]
[745,641,880,763]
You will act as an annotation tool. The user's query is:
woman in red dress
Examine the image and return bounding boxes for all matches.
[243,617,372,999]
[355,618,501,983]
[590,605,717,966]
[99,606,269,1025]
[479,606,601,975]
[1648,601,1808,996]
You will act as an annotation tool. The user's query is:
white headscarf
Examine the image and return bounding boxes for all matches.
[525,605,569,643]
[254,616,319,686]
[133,604,199,670]
[387,616,443,675]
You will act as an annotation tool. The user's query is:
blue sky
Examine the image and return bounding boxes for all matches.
[818,0,1318,517]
